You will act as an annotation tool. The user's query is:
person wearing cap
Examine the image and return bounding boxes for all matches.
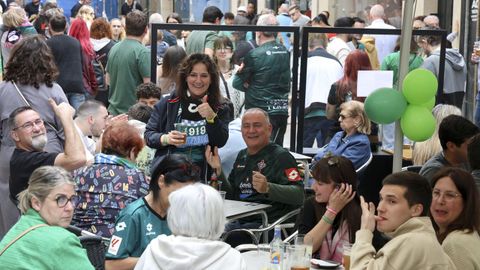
[237,6,247,17]
[104,154,200,270]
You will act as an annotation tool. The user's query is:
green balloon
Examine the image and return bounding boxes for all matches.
[400,105,436,142]
[402,68,438,105]
[419,96,436,110]
[364,87,407,124]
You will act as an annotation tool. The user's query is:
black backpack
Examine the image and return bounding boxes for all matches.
[92,53,106,92]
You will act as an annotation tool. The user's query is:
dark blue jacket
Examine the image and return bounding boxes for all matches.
[144,92,230,181]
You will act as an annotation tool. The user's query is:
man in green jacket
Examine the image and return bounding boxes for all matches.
[233,14,291,146]
[208,108,304,226]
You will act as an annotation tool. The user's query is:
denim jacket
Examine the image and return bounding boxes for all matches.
[314,131,371,170]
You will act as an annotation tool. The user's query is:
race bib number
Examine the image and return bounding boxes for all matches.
[175,119,209,148]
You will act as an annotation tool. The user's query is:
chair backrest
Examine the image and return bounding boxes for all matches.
[356,152,373,174]
[401,165,422,173]
[222,229,259,248]
[249,208,301,243]
[66,225,83,236]
[79,235,106,270]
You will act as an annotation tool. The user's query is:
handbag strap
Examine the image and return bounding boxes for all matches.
[12,81,30,107]
[12,81,60,133]
[219,72,231,100]
[0,224,47,256]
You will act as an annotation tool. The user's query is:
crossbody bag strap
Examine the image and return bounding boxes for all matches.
[0,224,48,256]
[12,81,30,106]
[12,81,60,133]
[219,72,231,99]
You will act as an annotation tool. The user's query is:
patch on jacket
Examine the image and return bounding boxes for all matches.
[285,168,301,181]
[108,235,123,255]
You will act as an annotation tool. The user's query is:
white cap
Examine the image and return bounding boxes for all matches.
[237,6,247,13]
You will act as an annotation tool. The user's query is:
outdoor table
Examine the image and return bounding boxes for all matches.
[241,250,345,270]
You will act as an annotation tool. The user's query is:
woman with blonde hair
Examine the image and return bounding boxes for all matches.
[1,7,36,70]
[314,100,372,170]
[110,18,125,42]
[412,104,462,165]
[0,166,93,269]
[76,5,95,29]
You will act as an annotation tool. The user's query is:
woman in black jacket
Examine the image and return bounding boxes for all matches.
[145,53,231,182]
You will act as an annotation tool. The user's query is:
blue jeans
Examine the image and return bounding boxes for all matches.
[66,93,86,111]
[303,116,335,147]
[475,93,480,127]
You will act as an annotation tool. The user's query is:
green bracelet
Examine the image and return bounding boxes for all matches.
[322,215,333,225]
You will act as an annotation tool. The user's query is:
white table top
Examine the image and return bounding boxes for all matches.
[224,199,271,219]
[290,151,312,161]
[241,251,345,270]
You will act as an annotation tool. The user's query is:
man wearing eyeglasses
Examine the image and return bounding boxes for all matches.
[9,100,86,203]
[351,172,456,270]
[288,5,310,27]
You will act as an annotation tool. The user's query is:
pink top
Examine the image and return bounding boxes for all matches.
[318,222,350,263]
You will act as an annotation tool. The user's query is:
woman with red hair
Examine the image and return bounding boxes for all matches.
[326,50,372,120]
[324,50,373,143]
[69,18,98,98]
[72,121,149,238]
[90,18,116,107]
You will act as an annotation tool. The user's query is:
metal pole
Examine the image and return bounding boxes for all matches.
[393,0,415,172]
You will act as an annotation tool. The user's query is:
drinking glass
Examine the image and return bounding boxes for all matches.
[286,245,310,270]
[295,234,313,257]
[342,242,353,270]
[257,244,271,270]
[173,123,187,143]
[219,191,226,200]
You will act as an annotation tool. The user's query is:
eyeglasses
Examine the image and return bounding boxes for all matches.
[432,189,462,202]
[13,118,44,131]
[53,194,80,208]
[339,114,351,121]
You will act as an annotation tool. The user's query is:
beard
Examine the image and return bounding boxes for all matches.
[31,134,48,151]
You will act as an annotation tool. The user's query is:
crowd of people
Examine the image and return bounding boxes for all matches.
[0,0,479,269]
